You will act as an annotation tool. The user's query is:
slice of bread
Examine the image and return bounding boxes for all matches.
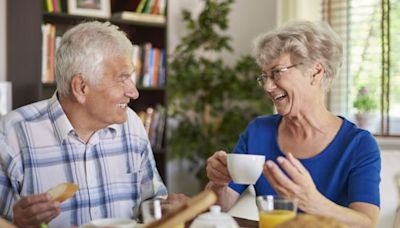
[46,183,79,203]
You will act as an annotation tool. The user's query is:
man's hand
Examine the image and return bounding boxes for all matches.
[166,193,189,205]
[206,151,231,186]
[13,193,61,228]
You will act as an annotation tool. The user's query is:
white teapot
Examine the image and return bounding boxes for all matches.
[190,205,239,228]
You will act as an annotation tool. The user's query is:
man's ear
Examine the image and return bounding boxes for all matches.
[70,74,89,103]
[310,62,324,86]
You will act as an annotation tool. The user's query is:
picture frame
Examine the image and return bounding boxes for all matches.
[68,0,111,18]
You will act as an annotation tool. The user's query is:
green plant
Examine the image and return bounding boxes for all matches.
[353,86,377,113]
[167,0,272,184]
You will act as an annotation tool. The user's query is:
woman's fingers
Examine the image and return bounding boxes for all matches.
[206,151,231,185]
[263,164,291,197]
[263,161,298,197]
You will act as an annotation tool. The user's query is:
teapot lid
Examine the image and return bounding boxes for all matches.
[190,205,239,228]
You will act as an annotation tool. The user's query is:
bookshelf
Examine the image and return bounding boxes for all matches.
[6,0,169,182]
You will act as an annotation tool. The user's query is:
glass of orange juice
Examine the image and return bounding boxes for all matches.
[140,199,184,228]
[256,195,297,228]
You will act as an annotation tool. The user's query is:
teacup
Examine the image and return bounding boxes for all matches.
[227,153,265,184]
[89,218,137,228]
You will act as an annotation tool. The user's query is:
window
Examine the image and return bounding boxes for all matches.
[322,0,400,136]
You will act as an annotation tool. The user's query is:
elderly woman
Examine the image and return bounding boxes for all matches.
[206,21,380,227]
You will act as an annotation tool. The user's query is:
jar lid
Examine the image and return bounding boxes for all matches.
[190,205,239,228]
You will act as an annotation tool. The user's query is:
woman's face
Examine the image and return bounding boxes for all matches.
[260,54,316,117]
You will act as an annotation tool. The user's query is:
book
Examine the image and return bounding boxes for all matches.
[112,11,166,25]
[142,0,153,14]
[136,0,148,13]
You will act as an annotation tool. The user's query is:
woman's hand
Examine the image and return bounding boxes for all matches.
[263,152,325,214]
[206,151,231,186]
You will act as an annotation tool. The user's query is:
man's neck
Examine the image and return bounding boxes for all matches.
[59,95,97,143]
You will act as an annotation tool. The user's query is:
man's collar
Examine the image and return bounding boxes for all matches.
[49,92,119,143]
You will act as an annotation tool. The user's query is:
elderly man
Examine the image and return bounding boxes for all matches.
[0,21,177,228]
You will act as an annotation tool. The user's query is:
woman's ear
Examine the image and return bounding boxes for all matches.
[310,62,324,86]
[70,74,89,103]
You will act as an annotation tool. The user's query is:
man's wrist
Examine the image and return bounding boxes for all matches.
[205,181,227,193]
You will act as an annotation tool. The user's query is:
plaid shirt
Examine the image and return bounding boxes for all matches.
[0,94,167,227]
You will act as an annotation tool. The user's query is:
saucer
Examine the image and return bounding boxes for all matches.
[82,218,138,228]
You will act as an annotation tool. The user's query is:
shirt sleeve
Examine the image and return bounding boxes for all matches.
[0,133,21,221]
[348,131,381,207]
[140,141,168,200]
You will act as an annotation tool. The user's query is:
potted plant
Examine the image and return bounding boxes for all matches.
[353,86,378,128]
[167,0,272,184]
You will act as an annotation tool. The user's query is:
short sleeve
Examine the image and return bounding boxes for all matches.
[348,132,381,206]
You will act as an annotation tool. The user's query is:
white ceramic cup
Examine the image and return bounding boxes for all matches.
[89,218,137,228]
[227,153,265,184]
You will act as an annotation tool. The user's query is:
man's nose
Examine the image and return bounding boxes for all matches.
[125,78,139,100]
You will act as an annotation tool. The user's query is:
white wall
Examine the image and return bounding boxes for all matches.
[0,0,6,81]
[167,0,277,195]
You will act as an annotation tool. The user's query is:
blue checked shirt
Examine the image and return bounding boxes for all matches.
[0,94,168,227]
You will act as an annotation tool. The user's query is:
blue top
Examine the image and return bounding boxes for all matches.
[228,115,381,207]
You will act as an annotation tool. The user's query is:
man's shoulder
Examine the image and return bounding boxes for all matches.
[1,99,50,130]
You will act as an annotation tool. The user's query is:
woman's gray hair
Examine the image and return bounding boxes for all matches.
[55,21,133,97]
[253,21,343,91]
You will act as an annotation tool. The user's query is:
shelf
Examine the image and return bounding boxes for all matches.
[8,0,168,182]
[41,83,165,91]
[43,12,166,28]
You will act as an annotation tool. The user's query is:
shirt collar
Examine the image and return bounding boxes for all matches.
[48,92,120,144]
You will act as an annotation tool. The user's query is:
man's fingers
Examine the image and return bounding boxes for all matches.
[24,201,60,218]
[17,193,52,209]
[30,208,59,225]
[44,208,61,224]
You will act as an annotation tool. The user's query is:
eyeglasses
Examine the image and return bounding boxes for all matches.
[256,63,303,86]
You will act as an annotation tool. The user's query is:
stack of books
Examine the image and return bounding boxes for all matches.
[112,0,166,25]
[138,105,166,150]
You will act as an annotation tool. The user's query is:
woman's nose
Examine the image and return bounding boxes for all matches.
[264,77,277,92]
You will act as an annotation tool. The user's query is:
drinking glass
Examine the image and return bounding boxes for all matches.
[140,199,184,228]
[256,195,297,228]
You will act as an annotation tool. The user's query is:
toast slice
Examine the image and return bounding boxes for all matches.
[46,183,79,203]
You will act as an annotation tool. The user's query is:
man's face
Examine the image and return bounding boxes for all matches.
[84,55,138,129]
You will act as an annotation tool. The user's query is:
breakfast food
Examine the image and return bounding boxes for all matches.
[46,183,79,203]
[145,189,217,228]
[275,214,348,228]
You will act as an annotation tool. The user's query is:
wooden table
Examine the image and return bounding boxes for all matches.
[234,217,258,228]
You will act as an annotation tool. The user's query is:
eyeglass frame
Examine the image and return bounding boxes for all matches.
[256,62,303,86]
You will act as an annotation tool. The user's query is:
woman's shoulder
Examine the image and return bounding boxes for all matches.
[340,116,376,139]
[243,114,280,135]
[338,116,379,153]
[250,114,281,126]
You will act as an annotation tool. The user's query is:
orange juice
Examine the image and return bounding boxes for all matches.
[174,224,184,228]
[259,210,296,228]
